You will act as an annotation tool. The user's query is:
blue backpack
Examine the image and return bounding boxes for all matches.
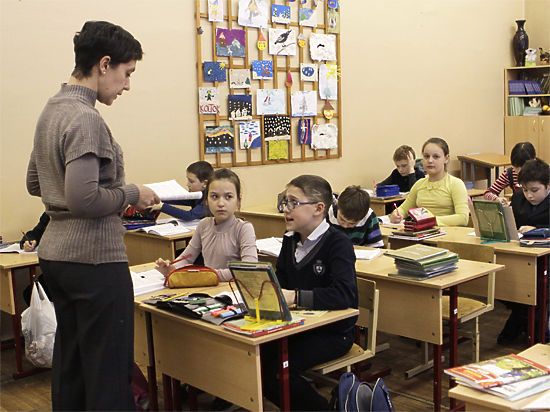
[333,372,394,412]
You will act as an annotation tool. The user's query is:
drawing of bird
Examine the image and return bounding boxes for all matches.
[274,30,292,45]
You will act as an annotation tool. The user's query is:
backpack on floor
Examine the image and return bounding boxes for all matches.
[332,372,394,412]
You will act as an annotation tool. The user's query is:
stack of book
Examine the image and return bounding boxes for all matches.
[508,97,525,116]
[390,227,444,241]
[445,353,550,402]
[385,244,458,280]
[520,228,550,248]
[404,207,437,232]
[509,80,544,95]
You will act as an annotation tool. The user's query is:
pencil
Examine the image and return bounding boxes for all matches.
[21,231,28,242]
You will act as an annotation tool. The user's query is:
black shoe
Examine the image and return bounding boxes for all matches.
[211,396,233,411]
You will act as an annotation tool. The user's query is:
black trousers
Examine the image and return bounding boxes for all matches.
[262,328,353,411]
[40,259,135,411]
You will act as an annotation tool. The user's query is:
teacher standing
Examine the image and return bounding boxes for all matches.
[26,21,159,410]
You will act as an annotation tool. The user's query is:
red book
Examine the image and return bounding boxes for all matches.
[404,207,436,232]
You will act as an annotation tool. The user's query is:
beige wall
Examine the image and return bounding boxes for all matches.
[2,0,548,241]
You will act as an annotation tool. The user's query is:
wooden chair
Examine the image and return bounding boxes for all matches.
[308,278,379,375]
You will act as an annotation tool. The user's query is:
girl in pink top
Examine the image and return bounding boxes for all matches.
[155,168,257,281]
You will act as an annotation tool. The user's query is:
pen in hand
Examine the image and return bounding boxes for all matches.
[393,203,402,218]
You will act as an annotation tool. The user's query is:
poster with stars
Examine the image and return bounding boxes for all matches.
[264,115,291,141]
[203,62,226,82]
[228,95,252,121]
[205,126,235,153]
[271,4,291,24]
[198,87,220,115]
[251,60,273,80]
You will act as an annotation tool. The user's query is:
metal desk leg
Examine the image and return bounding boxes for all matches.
[433,344,442,412]
[538,256,548,344]
[278,337,290,412]
[145,312,159,411]
[449,286,459,409]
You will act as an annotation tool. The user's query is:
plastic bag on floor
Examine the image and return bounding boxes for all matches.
[20,281,57,367]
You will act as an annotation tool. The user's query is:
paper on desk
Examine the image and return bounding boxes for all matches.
[145,180,202,201]
[379,215,404,226]
[131,269,165,296]
[0,243,37,254]
[256,237,283,257]
[355,249,382,260]
[518,388,550,409]
[156,218,200,231]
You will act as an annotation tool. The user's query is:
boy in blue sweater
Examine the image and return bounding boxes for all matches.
[262,175,358,411]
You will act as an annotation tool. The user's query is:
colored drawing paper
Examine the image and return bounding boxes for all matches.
[198,87,220,115]
[229,69,251,89]
[251,60,273,80]
[269,28,296,56]
[264,115,291,140]
[208,0,224,22]
[256,89,286,115]
[205,126,235,153]
[268,140,288,160]
[327,9,340,33]
[291,91,317,117]
[238,0,269,28]
[203,61,226,82]
[298,119,312,144]
[239,120,262,149]
[319,64,338,100]
[228,94,253,121]
[309,33,336,61]
[327,0,339,8]
[216,28,246,57]
[271,4,291,24]
[299,8,317,27]
[300,63,318,81]
[311,123,337,150]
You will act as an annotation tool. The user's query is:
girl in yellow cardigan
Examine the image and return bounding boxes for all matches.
[389,137,469,226]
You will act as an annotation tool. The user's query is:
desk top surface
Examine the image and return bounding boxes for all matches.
[0,253,39,269]
[355,254,504,289]
[457,153,511,167]
[125,229,195,241]
[449,344,550,411]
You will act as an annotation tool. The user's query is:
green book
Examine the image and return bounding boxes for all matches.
[384,244,448,262]
[396,252,458,270]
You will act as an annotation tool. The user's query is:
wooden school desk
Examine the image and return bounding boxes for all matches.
[132,265,358,411]
[237,204,286,239]
[448,344,550,411]
[383,225,550,345]
[369,195,408,217]
[0,252,45,378]
[457,153,510,187]
[124,230,194,266]
[355,254,505,412]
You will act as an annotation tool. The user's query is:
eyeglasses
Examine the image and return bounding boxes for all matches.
[281,199,318,210]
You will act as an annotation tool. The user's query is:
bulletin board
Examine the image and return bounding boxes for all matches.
[195,0,342,168]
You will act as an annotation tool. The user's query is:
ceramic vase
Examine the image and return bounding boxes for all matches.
[512,20,529,66]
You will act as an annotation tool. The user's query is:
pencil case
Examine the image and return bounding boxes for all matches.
[164,265,219,288]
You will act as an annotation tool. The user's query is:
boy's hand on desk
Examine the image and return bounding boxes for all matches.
[155,258,175,277]
[282,288,296,307]
[518,225,536,234]
[498,197,510,207]
[389,209,403,224]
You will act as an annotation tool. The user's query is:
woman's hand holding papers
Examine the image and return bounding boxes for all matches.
[135,185,161,210]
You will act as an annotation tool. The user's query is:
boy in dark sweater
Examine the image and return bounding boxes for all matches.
[378,145,425,192]
[262,175,358,411]
[328,185,384,247]
[498,158,550,345]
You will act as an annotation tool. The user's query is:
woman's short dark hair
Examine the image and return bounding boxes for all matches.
[186,161,214,182]
[518,158,550,186]
[287,175,333,217]
[510,142,536,168]
[72,21,143,79]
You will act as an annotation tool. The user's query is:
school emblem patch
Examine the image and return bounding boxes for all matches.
[313,260,325,276]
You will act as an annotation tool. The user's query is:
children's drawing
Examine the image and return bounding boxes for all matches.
[203,61,226,82]
[322,100,335,120]
[299,8,317,27]
[228,95,252,121]
[271,4,291,24]
[311,123,337,150]
[298,119,311,144]
[256,89,286,115]
[229,69,251,89]
[300,63,318,81]
[239,120,262,149]
[309,33,336,61]
[268,140,288,160]
[208,0,224,22]
[257,31,267,50]
[251,60,273,80]
[269,28,296,56]
[264,115,291,140]
[319,64,338,100]
[327,9,340,33]
[327,0,339,8]
[216,28,246,57]
[198,87,220,115]
[205,126,235,153]
[238,0,269,28]
[291,91,317,117]
[297,33,307,48]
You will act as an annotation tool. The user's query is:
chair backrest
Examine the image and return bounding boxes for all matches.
[356,278,379,355]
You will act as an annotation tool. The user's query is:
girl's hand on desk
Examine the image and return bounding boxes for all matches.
[155,258,175,277]
[518,225,536,234]
[389,209,403,224]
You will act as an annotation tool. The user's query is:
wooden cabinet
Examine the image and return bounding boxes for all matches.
[504,66,550,163]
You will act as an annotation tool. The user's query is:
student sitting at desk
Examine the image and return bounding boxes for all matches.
[149,160,213,221]
[377,144,425,192]
[262,175,358,411]
[155,168,257,281]
[484,142,536,205]
[389,137,469,226]
[328,185,384,247]
[498,158,550,345]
